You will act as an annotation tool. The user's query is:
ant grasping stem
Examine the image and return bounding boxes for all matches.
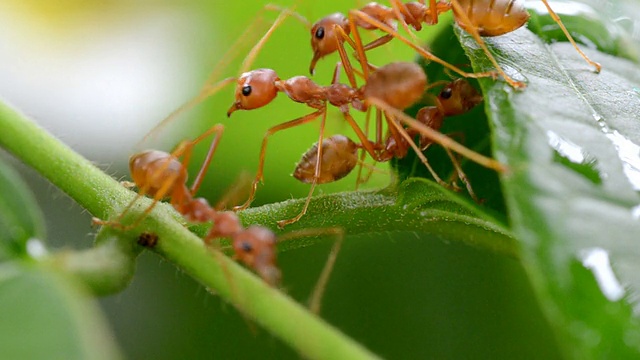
[307,0,601,90]
[93,124,283,285]
[95,124,346,306]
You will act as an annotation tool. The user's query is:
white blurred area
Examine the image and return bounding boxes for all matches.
[0,1,207,163]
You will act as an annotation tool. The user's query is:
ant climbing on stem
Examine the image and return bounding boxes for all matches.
[226,59,504,227]
[307,0,601,89]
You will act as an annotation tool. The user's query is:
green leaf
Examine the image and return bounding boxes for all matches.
[0,157,46,260]
[0,263,122,360]
[525,0,639,62]
[457,17,640,359]
[242,178,515,257]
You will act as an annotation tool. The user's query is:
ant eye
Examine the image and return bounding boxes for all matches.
[440,88,453,99]
[241,242,253,253]
[242,85,252,96]
[315,27,325,39]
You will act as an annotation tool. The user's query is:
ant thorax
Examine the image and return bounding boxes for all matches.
[275,76,325,108]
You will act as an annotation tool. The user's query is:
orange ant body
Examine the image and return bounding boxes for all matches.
[101,145,345,308]
[95,124,283,285]
[227,61,502,226]
[97,124,346,297]
[308,0,601,89]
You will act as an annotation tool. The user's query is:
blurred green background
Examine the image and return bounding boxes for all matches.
[1,0,637,358]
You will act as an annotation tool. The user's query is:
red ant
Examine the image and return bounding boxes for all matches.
[94,124,346,309]
[226,60,504,226]
[93,124,283,285]
[307,0,601,89]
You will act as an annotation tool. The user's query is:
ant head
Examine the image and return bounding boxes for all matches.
[227,69,280,117]
[129,150,185,197]
[309,13,349,75]
[232,226,280,286]
[437,79,483,116]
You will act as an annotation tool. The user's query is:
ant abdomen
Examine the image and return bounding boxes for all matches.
[129,150,187,198]
[293,135,359,184]
[454,0,530,37]
[363,62,427,110]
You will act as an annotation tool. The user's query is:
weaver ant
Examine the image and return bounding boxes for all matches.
[94,124,283,285]
[227,60,503,226]
[95,124,345,310]
[308,0,601,89]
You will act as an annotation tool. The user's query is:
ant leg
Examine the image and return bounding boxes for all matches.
[355,107,373,190]
[448,0,526,89]
[238,5,300,74]
[93,171,180,230]
[140,6,298,145]
[188,124,225,195]
[356,108,385,188]
[332,26,363,89]
[443,146,479,201]
[332,22,381,81]
[307,227,343,315]
[385,115,452,188]
[389,0,421,41]
[276,227,345,315]
[345,13,374,80]
[233,110,325,212]
[139,77,235,146]
[350,9,498,81]
[277,111,328,228]
[538,0,601,72]
[214,172,252,211]
[342,111,386,162]
[367,96,508,172]
[357,159,387,186]
[263,4,311,29]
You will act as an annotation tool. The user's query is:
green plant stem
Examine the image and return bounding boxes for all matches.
[0,99,380,360]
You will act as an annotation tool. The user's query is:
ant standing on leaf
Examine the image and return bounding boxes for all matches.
[307,0,601,89]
